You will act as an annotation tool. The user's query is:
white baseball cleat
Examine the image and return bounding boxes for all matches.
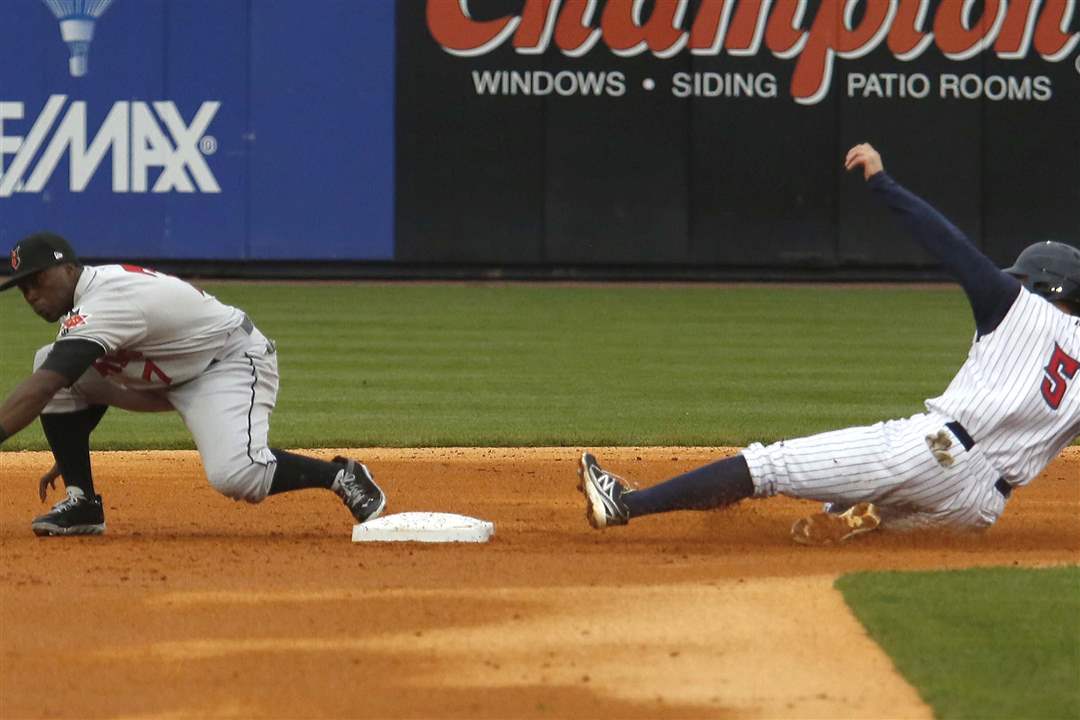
[577,452,631,528]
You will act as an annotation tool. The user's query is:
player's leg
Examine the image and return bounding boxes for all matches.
[746,413,1006,541]
[167,339,280,503]
[167,332,384,522]
[578,452,753,528]
[40,405,107,493]
[268,449,386,523]
[31,343,178,536]
[580,413,997,541]
[578,434,886,540]
[737,418,930,543]
[30,345,110,536]
[629,456,754,513]
[743,415,954,504]
[33,405,109,536]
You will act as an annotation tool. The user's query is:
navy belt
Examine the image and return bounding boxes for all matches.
[945,421,1012,499]
[945,421,974,450]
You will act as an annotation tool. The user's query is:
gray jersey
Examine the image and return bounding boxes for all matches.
[55,264,244,390]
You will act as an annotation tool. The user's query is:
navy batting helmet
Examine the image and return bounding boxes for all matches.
[1004,241,1080,313]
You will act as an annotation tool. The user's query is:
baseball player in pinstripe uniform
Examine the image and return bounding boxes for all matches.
[0,234,386,536]
[578,144,1080,545]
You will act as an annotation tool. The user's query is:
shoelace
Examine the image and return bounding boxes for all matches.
[592,466,635,494]
[51,488,85,512]
[335,470,371,506]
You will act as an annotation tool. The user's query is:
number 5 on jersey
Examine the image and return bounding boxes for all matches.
[1041,344,1079,410]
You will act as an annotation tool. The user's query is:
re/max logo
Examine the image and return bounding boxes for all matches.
[0,94,221,197]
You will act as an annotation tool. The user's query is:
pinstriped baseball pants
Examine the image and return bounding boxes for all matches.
[741,412,1008,530]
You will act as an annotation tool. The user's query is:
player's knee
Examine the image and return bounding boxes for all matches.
[207,463,273,504]
[740,444,778,497]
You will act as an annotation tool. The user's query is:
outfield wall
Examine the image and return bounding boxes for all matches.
[1,0,1078,276]
[0,0,395,261]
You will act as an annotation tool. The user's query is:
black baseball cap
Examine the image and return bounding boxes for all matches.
[0,232,80,292]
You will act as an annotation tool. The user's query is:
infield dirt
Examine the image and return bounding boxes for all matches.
[2,447,1077,719]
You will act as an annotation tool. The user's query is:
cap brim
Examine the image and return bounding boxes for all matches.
[0,267,44,291]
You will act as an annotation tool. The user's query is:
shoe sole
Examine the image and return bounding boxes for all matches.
[31,522,106,537]
[577,452,608,529]
[791,502,880,546]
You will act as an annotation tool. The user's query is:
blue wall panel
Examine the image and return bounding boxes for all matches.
[248,0,395,260]
[0,0,394,260]
[162,0,250,259]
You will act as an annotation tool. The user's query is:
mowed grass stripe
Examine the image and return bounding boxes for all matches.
[1,283,973,450]
[837,566,1080,720]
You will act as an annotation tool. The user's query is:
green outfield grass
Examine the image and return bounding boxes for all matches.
[837,566,1080,720]
[1,282,980,450]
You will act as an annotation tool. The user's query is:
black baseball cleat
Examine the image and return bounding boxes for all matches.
[577,452,631,529]
[31,487,106,537]
[331,456,386,523]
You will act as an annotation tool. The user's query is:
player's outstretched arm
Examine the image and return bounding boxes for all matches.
[0,370,70,445]
[845,143,1020,336]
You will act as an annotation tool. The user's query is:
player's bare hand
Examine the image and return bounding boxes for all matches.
[38,462,61,502]
[845,143,884,181]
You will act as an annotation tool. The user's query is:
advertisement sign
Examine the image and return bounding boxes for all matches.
[2,1,1075,269]
[0,0,395,260]
[427,0,1078,105]
[398,0,1080,267]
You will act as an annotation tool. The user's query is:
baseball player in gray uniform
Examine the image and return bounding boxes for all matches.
[0,233,385,536]
[578,144,1080,544]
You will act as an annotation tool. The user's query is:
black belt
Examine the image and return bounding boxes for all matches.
[945,421,1013,499]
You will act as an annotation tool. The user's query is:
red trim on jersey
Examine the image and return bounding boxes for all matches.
[1041,344,1079,410]
[121,264,158,276]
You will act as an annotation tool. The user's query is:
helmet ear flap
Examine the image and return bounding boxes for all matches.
[1029,276,1064,296]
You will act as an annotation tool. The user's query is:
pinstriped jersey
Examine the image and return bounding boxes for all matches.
[926,288,1080,485]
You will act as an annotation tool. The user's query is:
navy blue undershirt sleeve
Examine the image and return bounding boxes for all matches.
[867,171,1020,336]
[41,339,106,386]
